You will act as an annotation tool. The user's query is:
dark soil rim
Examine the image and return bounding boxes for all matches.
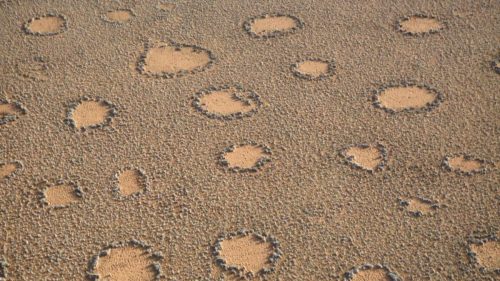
[137,40,216,78]
[442,154,490,176]
[112,166,149,200]
[212,229,282,279]
[65,96,117,131]
[0,99,27,125]
[39,180,83,209]
[86,240,164,281]
[101,8,136,25]
[243,13,304,39]
[291,58,336,80]
[23,13,68,36]
[344,264,402,281]
[339,143,388,173]
[218,141,272,173]
[192,84,263,120]
[396,13,445,36]
[371,81,444,114]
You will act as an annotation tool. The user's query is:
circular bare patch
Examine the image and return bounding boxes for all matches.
[340,143,387,172]
[23,14,67,36]
[399,197,438,217]
[372,83,443,113]
[213,230,281,279]
[114,168,148,197]
[468,235,500,273]
[103,9,135,24]
[87,241,163,281]
[397,14,444,35]
[0,100,26,125]
[219,143,272,172]
[244,13,304,39]
[492,58,500,74]
[66,97,116,130]
[344,264,401,281]
[0,161,22,180]
[291,59,335,80]
[42,182,82,207]
[137,41,215,78]
[443,154,487,175]
[192,85,262,120]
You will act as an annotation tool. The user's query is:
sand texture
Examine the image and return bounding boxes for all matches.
[0,0,499,280]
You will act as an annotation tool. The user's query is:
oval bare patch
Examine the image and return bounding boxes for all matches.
[344,264,400,281]
[138,41,215,78]
[341,144,387,172]
[88,242,162,281]
[398,15,444,35]
[400,197,437,217]
[103,9,134,23]
[469,240,500,271]
[444,155,486,175]
[193,86,262,120]
[373,84,442,113]
[67,97,116,130]
[115,168,148,197]
[43,183,82,207]
[219,143,272,172]
[157,2,176,11]
[0,161,22,180]
[0,100,26,125]
[24,14,67,36]
[292,59,335,80]
[244,14,303,38]
[213,230,281,279]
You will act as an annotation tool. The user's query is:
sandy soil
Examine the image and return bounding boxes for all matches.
[0,0,498,280]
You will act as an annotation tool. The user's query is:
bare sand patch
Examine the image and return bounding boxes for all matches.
[398,15,444,35]
[137,41,215,78]
[373,84,442,113]
[244,14,304,38]
[43,183,82,207]
[0,161,22,180]
[444,155,486,175]
[470,241,500,270]
[16,56,50,81]
[0,100,26,125]
[400,197,437,217]
[341,144,387,172]
[157,2,176,11]
[344,264,400,281]
[213,230,281,279]
[88,241,162,281]
[193,85,262,120]
[115,168,148,197]
[103,9,134,23]
[219,143,272,172]
[66,97,116,130]
[24,14,67,36]
[292,59,335,80]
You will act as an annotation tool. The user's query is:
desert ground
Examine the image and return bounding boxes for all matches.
[0,0,499,280]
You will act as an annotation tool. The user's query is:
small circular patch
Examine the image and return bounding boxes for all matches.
[0,161,22,180]
[192,85,262,120]
[372,82,443,113]
[113,168,148,197]
[0,99,26,125]
[397,14,444,35]
[41,181,82,208]
[87,240,163,281]
[137,41,215,78]
[219,143,272,172]
[103,9,135,24]
[344,264,401,281]
[66,97,116,130]
[291,59,335,80]
[212,230,281,279]
[244,13,304,39]
[399,197,438,217]
[467,235,500,273]
[443,154,488,175]
[340,143,387,172]
[23,14,67,36]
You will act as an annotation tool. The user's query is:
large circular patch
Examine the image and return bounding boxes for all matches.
[372,83,443,113]
[213,230,281,279]
[137,41,215,78]
[66,97,116,130]
[0,100,26,125]
[219,143,272,172]
[41,181,82,208]
[87,241,163,281]
[397,14,444,35]
[340,143,387,172]
[344,264,401,281]
[244,13,304,38]
[23,14,67,36]
[291,59,335,80]
[467,235,500,273]
[192,85,262,120]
